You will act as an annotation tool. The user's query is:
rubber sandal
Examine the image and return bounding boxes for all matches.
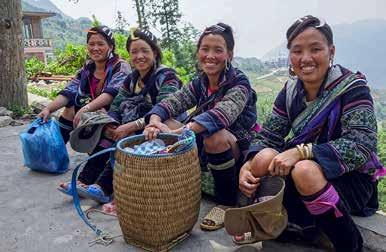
[209,240,262,252]
[57,181,86,197]
[232,232,259,245]
[102,201,117,216]
[200,206,225,231]
[78,184,112,204]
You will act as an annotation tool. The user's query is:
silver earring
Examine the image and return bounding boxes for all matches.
[329,58,334,68]
[289,65,295,76]
[225,59,230,71]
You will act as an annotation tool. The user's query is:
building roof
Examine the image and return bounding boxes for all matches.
[22,11,56,19]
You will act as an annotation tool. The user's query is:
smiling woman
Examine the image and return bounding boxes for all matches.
[239,15,386,251]
[40,25,131,199]
[143,22,259,231]
[38,25,130,143]
[57,28,186,204]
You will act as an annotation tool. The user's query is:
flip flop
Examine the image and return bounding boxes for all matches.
[232,232,259,245]
[57,181,86,197]
[78,184,112,204]
[200,206,225,231]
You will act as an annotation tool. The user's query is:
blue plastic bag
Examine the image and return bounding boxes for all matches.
[20,118,69,173]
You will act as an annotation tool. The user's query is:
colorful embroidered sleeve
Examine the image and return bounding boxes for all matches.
[155,69,182,103]
[107,77,132,123]
[147,82,198,122]
[313,83,377,179]
[193,85,250,135]
[246,86,291,160]
[101,61,130,97]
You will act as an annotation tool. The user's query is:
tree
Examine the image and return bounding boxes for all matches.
[148,0,181,50]
[115,11,129,33]
[132,0,149,29]
[0,0,27,108]
[91,14,101,27]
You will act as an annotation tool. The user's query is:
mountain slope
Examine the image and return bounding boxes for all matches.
[22,0,92,50]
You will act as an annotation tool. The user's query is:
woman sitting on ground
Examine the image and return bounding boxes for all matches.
[38,25,130,140]
[144,23,258,231]
[237,15,385,251]
[58,28,185,204]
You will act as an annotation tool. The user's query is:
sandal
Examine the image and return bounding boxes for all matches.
[102,201,117,216]
[232,232,259,245]
[78,184,112,204]
[57,181,87,196]
[200,206,225,231]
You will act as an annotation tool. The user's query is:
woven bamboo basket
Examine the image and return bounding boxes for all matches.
[113,133,201,251]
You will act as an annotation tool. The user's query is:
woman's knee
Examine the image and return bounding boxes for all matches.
[204,129,234,153]
[250,148,278,177]
[291,160,327,195]
[61,107,75,121]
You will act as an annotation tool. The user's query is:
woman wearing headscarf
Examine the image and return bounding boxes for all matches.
[58,28,184,204]
[238,16,385,251]
[144,23,258,231]
[38,25,130,140]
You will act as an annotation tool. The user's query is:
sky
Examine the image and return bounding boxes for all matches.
[50,0,386,58]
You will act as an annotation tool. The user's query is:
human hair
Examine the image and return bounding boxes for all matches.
[286,15,333,49]
[197,22,235,59]
[86,25,116,53]
[126,28,163,67]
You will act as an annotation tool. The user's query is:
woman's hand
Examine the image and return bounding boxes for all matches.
[143,122,171,140]
[37,108,51,122]
[73,105,90,127]
[170,126,184,135]
[268,148,301,176]
[239,161,260,197]
[103,124,118,140]
[112,122,136,141]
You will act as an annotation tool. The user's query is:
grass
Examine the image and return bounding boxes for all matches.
[27,82,66,101]
[9,105,32,118]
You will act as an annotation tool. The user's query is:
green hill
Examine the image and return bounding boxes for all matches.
[22,0,92,50]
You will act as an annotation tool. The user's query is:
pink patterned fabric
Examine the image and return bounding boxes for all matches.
[303,184,343,218]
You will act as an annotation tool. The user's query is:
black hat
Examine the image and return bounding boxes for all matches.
[127,28,158,48]
[87,25,115,47]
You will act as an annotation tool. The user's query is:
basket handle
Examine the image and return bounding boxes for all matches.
[71,147,116,236]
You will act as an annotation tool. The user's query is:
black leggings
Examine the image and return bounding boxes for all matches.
[283,171,378,228]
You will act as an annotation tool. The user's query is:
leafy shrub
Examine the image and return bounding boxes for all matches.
[162,49,191,84]
[25,57,45,78]
[27,82,66,100]
[114,33,129,61]
[256,93,275,124]
[45,44,87,75]
[9,105,32,117]
[378,127,386,211]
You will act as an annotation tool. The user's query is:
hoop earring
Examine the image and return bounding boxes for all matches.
[329,58,334,68]
[225,59,230,71]
[289,65,296,76]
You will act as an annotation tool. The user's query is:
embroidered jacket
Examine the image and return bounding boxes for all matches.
[108,65,182,123]
[59,55,130,108]
[247,65,385,180]
[146,64,257,140]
